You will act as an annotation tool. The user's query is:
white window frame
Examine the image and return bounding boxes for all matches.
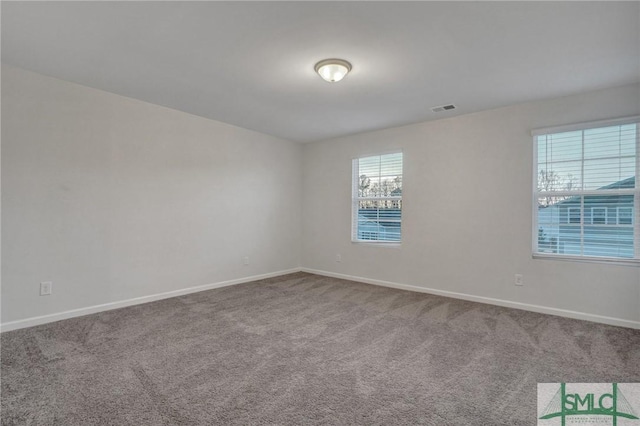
[568,207,581,224]
[351,152,403,244]
[617,206,633,225]
[532,116,640,264]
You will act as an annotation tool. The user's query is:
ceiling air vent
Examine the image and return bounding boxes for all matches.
[431,104,456,113]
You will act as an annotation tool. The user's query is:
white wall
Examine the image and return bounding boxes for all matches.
[3,65,639,330]
[302,83,640,326]
[1,65,302,325]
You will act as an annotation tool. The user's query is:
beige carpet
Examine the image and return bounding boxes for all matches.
[2,272,639,425]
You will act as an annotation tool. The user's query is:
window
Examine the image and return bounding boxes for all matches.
[352,152,403,242]
[618,207,633,225]
[568,207,581,224]
[534,117,639,261]
[591,207,607,225]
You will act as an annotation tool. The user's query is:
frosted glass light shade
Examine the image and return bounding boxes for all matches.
[314,59,352,83]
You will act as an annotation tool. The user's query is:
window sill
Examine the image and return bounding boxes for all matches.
[532,253,640,267]
[352,241,401,248]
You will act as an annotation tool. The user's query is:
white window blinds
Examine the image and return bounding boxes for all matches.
[533,118,639,260]
[352,152,403,242]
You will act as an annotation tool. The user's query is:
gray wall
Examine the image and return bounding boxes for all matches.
[1,66,302,324]
[302,83,640,325]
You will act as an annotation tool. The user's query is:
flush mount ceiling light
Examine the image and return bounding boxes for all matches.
[314,59,352,83]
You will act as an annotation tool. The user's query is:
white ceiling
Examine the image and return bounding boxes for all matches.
[2,2,639,143]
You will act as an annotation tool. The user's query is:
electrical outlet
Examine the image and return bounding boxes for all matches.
[243,256,249,266]
[336,254,342,263]
[40,281,53,296]
[514,274,524,286]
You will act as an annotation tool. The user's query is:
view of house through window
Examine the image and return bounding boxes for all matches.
[352,152,403,242]
[534,119,639,260]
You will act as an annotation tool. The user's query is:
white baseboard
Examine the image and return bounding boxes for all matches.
[4,267,638,332]
[0,268,302,333]
[301,268,640,330]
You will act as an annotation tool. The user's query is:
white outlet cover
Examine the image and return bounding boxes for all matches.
[40,281,53,295]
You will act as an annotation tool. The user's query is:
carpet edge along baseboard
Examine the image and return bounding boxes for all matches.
[2,267,638,332]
